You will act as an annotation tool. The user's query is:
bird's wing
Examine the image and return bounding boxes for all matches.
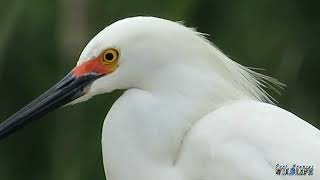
[176,100,320,180]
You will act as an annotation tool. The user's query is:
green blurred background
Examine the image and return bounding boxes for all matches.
[0,0,319,179]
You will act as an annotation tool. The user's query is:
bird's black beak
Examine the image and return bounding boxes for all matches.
[0,72,102,140]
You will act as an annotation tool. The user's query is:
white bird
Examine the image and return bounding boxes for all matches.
[0,16,319,180]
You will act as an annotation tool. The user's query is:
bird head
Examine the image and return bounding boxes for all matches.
[73,16,208,103]
[0,16,205,139]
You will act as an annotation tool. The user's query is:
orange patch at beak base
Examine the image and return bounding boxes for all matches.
[72,56,116,77]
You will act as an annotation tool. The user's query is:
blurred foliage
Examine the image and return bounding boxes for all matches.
[0,0,319,180]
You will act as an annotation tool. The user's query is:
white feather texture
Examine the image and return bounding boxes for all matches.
[187,30,284,103]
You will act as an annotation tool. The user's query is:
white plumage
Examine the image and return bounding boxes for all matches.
[71,17,320,180]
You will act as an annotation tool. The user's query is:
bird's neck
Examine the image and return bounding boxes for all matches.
[141,62,246,107]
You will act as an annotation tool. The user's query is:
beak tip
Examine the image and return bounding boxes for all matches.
[0,71,101,140]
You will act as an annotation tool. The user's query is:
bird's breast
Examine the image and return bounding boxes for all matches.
[101,88,188,180]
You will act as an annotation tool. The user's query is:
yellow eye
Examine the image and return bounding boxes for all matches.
[102,49,119,64]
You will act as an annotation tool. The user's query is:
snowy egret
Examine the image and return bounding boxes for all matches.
[1,16,320,180]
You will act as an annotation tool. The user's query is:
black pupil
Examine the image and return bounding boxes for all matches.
[105,53,114,61]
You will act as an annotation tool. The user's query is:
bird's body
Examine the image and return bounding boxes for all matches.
[103,94,320,180]
[1,16,319,180]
